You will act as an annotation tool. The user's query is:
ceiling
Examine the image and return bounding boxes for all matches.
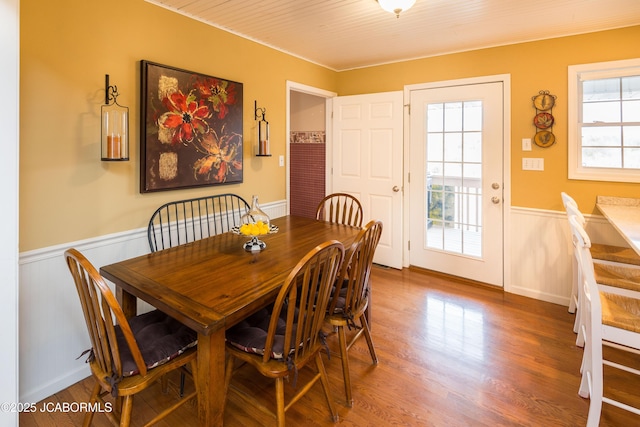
[147,0,640,71]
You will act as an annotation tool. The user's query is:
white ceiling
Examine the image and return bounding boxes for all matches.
[147,0,640,71]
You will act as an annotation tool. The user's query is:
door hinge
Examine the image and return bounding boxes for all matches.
[405,104,410,115]
[408,240,410,250]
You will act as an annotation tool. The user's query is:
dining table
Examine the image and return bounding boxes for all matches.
[596,195,640,255]
[99,215,361,427]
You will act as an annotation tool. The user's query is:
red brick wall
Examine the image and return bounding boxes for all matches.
[290,131,326,219]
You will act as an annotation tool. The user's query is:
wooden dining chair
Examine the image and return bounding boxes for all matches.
[224,240,345,427]
[148,193,250,252]
[64,248,198,427]
[325,219,383,407]
[570,215,640,426]
[315,193,363,227]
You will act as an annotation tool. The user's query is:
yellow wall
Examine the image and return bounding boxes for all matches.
[337,26,640,214]
[19,0,640,252]
[20,0,336,251]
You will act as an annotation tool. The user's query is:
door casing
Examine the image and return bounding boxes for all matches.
[404,75,512,291]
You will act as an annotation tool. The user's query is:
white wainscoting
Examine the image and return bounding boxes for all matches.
[18,200,287,404]
[508,206,629,306]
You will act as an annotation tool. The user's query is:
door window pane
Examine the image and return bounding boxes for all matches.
[426,100,483,257]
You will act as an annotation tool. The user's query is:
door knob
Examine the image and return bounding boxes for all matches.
[393,186,400,192]
[491,196,500,204]
[492,183,500,189]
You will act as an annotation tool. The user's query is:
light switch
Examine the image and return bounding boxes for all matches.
[522,157,544,171]
[522,138,532,151]
[279,155,285,167]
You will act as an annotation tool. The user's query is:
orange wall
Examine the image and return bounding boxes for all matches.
[19,0,336,251]
[335,26,640,214]
[19,0,640,251]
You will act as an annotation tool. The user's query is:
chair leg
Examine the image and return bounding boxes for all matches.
[316,353,339,422]
[83,382,102,427]
[119,395,134,427]
[224,354,235,401]
[179,372,186,397]
[275,377,286,427]
[360,314,378,365]
[337,324,353,407]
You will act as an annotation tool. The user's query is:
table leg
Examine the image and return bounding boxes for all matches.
[116,287,137,319]
[196,329,226,427]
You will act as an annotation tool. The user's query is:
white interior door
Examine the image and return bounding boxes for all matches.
[332,92,403,268]
[409,81,505,286]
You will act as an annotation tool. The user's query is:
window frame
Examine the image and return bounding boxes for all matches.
[568,58,640,183]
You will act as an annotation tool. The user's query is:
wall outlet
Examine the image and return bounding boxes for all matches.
[522,138,532,151]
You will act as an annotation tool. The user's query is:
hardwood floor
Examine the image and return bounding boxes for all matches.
[21,266,640,426]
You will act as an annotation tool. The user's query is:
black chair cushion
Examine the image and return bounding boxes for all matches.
[116,309,197,377]
[226,306,294,360]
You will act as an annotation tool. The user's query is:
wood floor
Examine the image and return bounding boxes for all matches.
[21,266,640,426]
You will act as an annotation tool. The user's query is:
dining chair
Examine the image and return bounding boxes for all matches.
[563,197,640,347]
[570,215,640,426]
[148,193,250,252]
[64,248,198,427]
[325,219,383,407]
[224,240,345,427]
[561,192,640,277]
[315,193,364,227]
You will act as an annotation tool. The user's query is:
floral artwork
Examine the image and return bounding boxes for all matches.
[140,61,243,192]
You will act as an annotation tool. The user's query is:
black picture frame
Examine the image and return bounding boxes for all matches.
[140,60,243,193]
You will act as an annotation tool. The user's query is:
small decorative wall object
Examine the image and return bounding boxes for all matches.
[140,60,243,193]
[531,90,556,148]
[101,74,129,161]
[255,100,271,156]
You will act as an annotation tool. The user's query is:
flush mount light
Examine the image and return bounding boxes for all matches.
[377,0,416,17]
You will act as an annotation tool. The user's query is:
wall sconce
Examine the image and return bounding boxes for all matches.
[377,0,416,17]
[101,74,129,161]
[255,100,271,156]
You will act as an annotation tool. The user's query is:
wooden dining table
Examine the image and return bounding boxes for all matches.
[596,196,640,255]
[99,215,361,427]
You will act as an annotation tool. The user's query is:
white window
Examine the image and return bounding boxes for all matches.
[568,58,640,182]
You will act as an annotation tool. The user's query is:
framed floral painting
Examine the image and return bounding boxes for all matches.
[140,60,243,192]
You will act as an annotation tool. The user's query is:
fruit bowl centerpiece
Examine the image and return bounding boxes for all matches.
[231,195,278,251]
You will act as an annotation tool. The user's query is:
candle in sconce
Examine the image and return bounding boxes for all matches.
[107,135,121,159]
[259,140,267,155]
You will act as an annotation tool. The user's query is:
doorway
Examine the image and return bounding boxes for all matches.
[406,76,510,287]
[286,82,336,218]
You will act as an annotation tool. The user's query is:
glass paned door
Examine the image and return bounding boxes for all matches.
[409,80,504,286]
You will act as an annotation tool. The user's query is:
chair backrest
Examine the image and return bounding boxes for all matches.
[64,249,148,379]
[561,192,587,227]
[148,193,250,252]
[315,193,363,227]
[568,215,602,343]
[328,220,383,316]
[262,240,345,364]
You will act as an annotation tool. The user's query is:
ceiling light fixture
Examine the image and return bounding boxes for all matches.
[377,0,416,18]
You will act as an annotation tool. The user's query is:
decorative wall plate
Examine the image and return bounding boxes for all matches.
[534,130,556,148]
[534,112,554,129]
[532,92,556,111]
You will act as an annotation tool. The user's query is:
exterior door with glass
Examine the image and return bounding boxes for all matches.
[408,80,505,286]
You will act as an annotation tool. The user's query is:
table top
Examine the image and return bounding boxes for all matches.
[100,215,360,336]
[596,196,640,255]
